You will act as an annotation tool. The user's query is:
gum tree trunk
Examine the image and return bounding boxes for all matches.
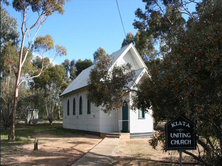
[9,61,21,141]
[8,14,25,140]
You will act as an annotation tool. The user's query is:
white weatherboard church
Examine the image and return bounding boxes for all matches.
[60,43,154,138]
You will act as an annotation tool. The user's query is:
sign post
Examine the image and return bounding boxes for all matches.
[165,115,196,165]
[179,150,182,166]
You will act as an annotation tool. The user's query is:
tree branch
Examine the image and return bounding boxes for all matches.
[183,150,207,165]
[197,136,210,152]
[21,15,48,67]
[19,56,45,86]
[27,13,45,33]
[180,0,195,19]
[154,0,174,25]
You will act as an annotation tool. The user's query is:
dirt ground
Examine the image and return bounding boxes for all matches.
[1,134,102,166]
[114,139,198,166]
[1,134,199,166]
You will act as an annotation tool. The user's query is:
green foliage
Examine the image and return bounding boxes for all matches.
[0,42,18,77]
[1,81,32,129]
[21,47,34,73]
[2,0,10,5]
[1,44,34,77]
[122,31,156,60]
[75,59,93,76]
[1,82,13,129]
[87,55,135,113]
[0,8,19,47]
[30,63,66,123]
[62,59,76,82]
[93,47,109,63]
[33,35,54,52]
[0,10,20,123]
[121,32,134,47]
[0,43,33,129]
[134,0,186,58]
[12,0,66,15]
[7,0,68,141]
[32,56,50,71]
[32,35,67,66]
[134,0,222,165]
[55,45,67,57]
[86,0,222,164]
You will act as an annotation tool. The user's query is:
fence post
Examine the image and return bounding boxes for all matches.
[34,138,38,151]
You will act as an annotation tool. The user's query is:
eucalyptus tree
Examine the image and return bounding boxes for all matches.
[69,60,76,80]
[62,59,76,82]
[8,0,69,141]
[93,47,109,63]
[132,0,222,165]
[122,31,156,61]
[0,8,19,128]
[75,59,93,76]
[87,54,135,114]
[0,43,17,129]
[133,0,186,58]
[0,7,19,48]
[31,62,66,124]
[1,43,33,129]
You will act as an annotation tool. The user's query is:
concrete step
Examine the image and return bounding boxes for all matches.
[120,133,130,140]
[130,132,153,139]
[106,134,120,138]
[100,133,120,138]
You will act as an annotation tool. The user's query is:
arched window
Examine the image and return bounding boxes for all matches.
[67,100,69,116]
[73,98,76,115]
[87,99,91,114]
[79,96,82,115]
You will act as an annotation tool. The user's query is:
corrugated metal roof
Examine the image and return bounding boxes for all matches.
[60,65,95,96]
[111,43,131,64]
[60,43,147,97]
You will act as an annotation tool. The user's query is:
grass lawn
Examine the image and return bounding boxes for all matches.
[1,121,82,147]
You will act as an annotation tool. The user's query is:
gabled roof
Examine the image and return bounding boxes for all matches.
[111,43,147,70]
[60,43,148,97]
[61,65,95,96]
[126,67,148,90]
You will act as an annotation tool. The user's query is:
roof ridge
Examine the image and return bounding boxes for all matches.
[60,43,144,97]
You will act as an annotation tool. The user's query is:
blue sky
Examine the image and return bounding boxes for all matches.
[4,0,146,65]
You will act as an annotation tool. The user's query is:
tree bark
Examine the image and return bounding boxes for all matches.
[9,72,20,141]
[58,109,60,120]
[8,9,26,140]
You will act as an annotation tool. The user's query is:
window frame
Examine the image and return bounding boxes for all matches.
[73,98,76,115]
[87,99,91,114]
[79,96,82,115]
[67,100,70,116]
